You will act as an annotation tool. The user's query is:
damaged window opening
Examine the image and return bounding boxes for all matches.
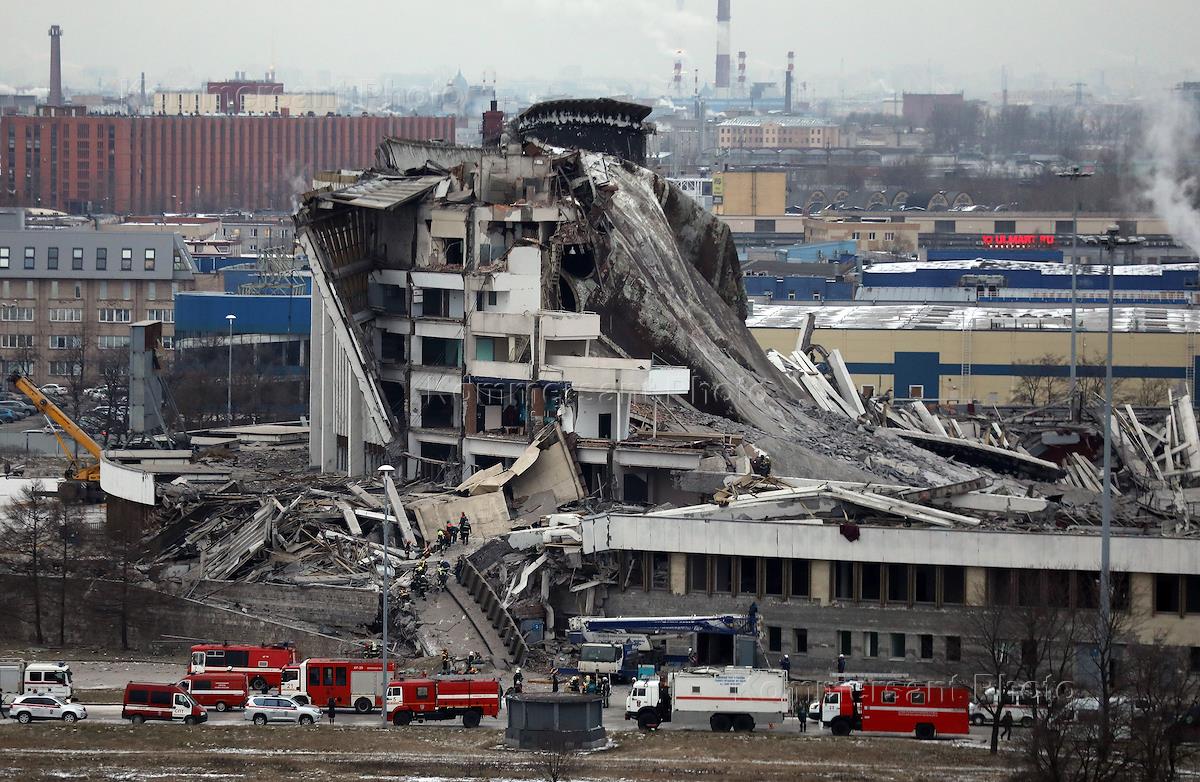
[714,556,733,594]
[380,332,406,364]
[419,393,455,429]
[739,556,758,595]
[561,244,596,278]
[421,337,462,368]
[887,564,909,603]
[442,239,463,266]
[625,552,645,590]
[861,563,882,602]
[475,382,526,434]
[790,560,810,598]
[687,554,707,593]
[833,561,854,601]
[764,558,784,596]
[558,276,580,312]
[650,553,670,591]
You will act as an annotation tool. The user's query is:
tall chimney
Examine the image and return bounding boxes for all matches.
[673,57,682,95]
[737,51,746,96]
[785,51,795,114]
[48,25,64,106]
[715,0,731,97]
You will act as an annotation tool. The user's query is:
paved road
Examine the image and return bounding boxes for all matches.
[1,696,1010,745]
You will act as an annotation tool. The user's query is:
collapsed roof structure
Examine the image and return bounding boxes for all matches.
[122,98,1200,678]
[295,99,978,493]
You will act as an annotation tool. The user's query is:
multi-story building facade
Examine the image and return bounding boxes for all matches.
[300,150,693,493]
[0,207,197,380]
[0,114,456,214]
[716,117,841,151]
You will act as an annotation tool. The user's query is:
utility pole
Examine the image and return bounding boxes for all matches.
[225,314,236,425]
[1057,166,1092,420]
[378,463,395,726]
[1099,225,1140,630]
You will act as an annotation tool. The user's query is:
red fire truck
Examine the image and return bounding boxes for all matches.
[385,677,503,728]
[822,682,970,740]
[188,643,297,691]
[280,658,397,712]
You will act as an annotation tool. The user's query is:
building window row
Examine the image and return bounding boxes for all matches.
[98,308,131,323]
[1153,574,1200,616]
[987,568,1129,611]
[48,335,82,350]
[145,308,173,323]
[761,625,960,664]
[97,335,130,349]
[0,334,33,348]
[49,308,82,322]
[1,306,35,322]
[0,245,143,272]
[48,361,81,377]
[831,561,965,607]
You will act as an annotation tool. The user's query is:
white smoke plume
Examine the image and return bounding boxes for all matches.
[1142,93,1200,258]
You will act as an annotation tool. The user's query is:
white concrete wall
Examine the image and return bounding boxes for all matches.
[581,514,1200,576]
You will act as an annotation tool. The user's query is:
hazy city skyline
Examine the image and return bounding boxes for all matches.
[3,0,1200,100]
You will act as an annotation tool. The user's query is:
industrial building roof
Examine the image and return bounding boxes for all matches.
[867,259,1200,276]
[745,303,1200,334]
[718,116,837,127]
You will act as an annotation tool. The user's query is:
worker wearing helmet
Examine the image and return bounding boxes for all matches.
[513,667,524,693]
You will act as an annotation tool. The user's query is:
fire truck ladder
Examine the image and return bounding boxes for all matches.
[960,312,973,403]
[1188,328,1197,400]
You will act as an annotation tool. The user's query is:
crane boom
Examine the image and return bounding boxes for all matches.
[8,372,102,481]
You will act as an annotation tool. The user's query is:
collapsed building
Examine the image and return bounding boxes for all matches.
[286,99,1200,677]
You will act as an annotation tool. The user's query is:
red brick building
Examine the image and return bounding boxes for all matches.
[1,114,455,214]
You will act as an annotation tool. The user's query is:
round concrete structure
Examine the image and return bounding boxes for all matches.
[504,693,607,751]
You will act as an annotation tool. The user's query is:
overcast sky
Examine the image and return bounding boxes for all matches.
[3,0,1199,101]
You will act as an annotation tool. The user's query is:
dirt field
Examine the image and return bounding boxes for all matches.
[0,723,1015,781]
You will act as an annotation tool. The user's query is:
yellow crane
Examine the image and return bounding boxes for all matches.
[8,372,103,494]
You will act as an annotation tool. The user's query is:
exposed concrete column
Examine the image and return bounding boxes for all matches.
[810,560,831,606]
[965,566,987,606]
[347,368,364,476]
[308,292,325,469]
[318,310,338,473]
[669,553,687,596]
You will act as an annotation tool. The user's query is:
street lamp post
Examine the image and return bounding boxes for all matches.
[377,464,396,727]
[1057,166,1093,420]
[225,314,236,425]
[1099,225,1140,628]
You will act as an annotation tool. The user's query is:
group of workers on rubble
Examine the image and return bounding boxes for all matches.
[408,514,473,598]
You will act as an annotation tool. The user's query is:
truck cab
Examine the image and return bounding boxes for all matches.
[821,684,855,730]
[625,677,671,729]
[578,643,624,678]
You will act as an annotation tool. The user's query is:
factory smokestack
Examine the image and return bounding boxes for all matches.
[674,57,682,95]
[715,0,731,97]
[48,24,64,106]
[785,51,794,114]
[737,51,746,96]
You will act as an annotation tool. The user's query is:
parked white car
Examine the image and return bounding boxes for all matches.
[39,384,68,396]
[7,694,87,723]
[243,695,321,725]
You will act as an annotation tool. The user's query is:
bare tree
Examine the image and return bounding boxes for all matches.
[55,503,82,647]
[965,602,1020,754]
[536,749,579,782]
[0,482,56,644]
[1012,354,1067,408]
[97,508,149,650]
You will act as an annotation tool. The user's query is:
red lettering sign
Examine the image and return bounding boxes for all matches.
[981,234,1056,248]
